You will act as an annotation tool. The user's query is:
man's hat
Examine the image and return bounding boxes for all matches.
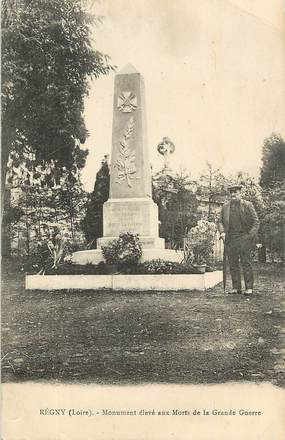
[228,184,242,193]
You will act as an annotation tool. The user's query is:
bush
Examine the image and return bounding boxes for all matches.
[101,232,142,266]
[141,259,177,274]
[25,227,85,274]
[26,259,214,275]
[44,262,109,275]
[64,240,85,255]
[137,259,201,274]
[184,220,216,265]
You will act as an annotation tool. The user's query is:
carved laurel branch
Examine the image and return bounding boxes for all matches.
[119,117,135,154]
[115,117,138,188]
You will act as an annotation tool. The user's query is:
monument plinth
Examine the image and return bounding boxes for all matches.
[72,64,182,265]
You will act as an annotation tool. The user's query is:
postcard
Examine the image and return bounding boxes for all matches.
[2,0,285,439]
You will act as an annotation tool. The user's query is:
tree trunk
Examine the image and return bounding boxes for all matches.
[1,111,15,257]
[1,188,12,257]
[25,191,30,256]
[70,213,75,242]
[1,112,15,217]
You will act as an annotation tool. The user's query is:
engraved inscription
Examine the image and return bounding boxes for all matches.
[105,203,149,236]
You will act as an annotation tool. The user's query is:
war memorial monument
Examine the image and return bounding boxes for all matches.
[73,64,182,265]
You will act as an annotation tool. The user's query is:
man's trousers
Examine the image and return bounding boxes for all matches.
[226,235,254,291]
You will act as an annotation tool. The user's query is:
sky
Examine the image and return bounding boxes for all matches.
[81,0,285,191]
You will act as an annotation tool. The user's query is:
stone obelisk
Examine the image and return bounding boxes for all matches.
[97,64,164,250]
[72,64,183,264]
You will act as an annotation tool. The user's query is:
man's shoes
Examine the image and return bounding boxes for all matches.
[244,289,253,295]
[227,289,242,294]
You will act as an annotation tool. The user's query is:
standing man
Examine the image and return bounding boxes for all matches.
[218,184,260,295]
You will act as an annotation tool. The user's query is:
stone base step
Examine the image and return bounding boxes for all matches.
[25,271,223,291]
[72,248,183,265]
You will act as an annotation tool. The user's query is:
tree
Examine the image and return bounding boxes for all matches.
[258,134,285,261]
[81,156,110,247]
[262,181,285,262]
[233,172,264,213]
[5,154,88,257]
[1,0,113,207]
[197,162,229,221]
[260,133,285,188]
[153,169,199,249]
[52,170,88,244]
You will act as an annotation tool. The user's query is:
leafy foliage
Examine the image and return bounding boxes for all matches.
[101,232,142,267]
[184,220,216,265]
[81,156,110,247]
[139,259,201,274]
[141,259,178,274]
[38,259,204,275]
[197,162,229,221]
[6,160,87,257]
[25,225,73,273]
[232,173,265,219]
[153,169,199,248]
[40,261,109,275]
[44,228,66,270]
[2,0,113,185]
[261,180,285,262]
[260,133,285,188]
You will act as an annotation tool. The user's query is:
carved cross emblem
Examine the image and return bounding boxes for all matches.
[117,91,138,113]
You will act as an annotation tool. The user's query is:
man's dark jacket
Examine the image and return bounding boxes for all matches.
[218,200,260,240]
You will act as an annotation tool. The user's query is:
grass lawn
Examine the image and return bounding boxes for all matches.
[1,261,284,387]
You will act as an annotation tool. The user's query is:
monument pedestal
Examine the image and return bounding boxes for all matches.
[97,197,165,249]
[72,195,183,265]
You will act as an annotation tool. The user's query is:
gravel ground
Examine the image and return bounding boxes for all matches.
[1,261,284,387]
